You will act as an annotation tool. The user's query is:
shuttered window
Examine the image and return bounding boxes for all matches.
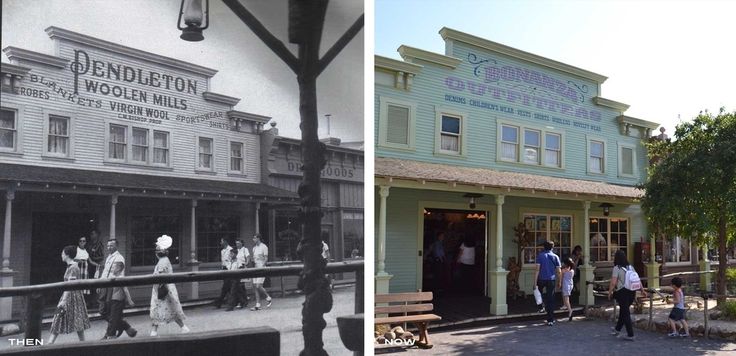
[379,97,415,150]
[386,104,409,145]
[621,147,634,175]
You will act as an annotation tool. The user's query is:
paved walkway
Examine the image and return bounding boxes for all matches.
[1,286,357,355]
[376,317,736,356]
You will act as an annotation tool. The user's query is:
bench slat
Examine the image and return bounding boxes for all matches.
[375,303,433,314]
[375,292,433,303]
[375,314,441,325]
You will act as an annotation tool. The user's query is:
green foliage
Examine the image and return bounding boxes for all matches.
[727,268,736,293]
[720,300,736,321]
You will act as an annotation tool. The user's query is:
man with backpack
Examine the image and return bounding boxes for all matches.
[608,250,647,341]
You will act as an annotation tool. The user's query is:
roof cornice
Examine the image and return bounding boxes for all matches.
[593,97,630,112]
[203,92,241,107]
[0,62,33,77]
[227,110,271,124]
[2,46,68,69]
[617,115,660,130]
[374,55,423,75]
[397,45,461,69]
[439,27,608,84]
[45,26,218,78]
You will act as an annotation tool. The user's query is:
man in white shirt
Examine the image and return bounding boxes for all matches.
[322,239,333,290]
[250,233,272,310]
[99,239,137,339]
[235,239,251,308]
[225,248,246,311]
[214,238,233,309]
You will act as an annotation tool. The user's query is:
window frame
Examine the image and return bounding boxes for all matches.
[434,106,467,157]
[130,127,150,164]
[104,120,172,168]
[228,140,245,174]
[660,236,692,266]
[499,124,519,162]
[587,136,607,175]
[497,120,565,169]
[0,103,23,155]
[196,135,215,172]
[544,132,562,168]
[152,130,171,167]
[106,122,128,163]
[588,216,629,264]
[520,213,574,266]
[378,96,417,151]
[617,143,638,178]
[522,128,541,165]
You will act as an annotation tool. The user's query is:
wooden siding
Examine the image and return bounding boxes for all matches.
[376,41,650,187]
[1,39,261,183]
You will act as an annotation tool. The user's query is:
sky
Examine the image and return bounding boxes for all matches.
[375,0,736,138]
[1,0,364,142]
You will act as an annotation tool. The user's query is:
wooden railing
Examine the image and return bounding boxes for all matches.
[0,260,364,341]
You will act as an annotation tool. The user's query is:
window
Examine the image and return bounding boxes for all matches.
[589,140,605,174]
[131,127,148,163]
[196,216,239,263]
[523,129,541,164]
[545,133,561,167]
[500,125,519,161]
[619,145,636,177]
[522,214,572,264]
[275,213,300,261]
[46,115,70,156]
[153,131,169,165]
[658,236,691,264]
[589,217,628,262]
[439,115,461,154]
[378,97,416,150]
[342,211,364,259]
[230,141,243,173]
[109,124,127,160]
[198,137,213,170]
[0,108,17,151]
[130,216,181,266]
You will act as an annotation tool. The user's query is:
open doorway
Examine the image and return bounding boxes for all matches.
[422,208,487,297]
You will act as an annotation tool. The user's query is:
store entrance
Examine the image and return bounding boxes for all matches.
[422,208,487,297]
[31,212,98,306]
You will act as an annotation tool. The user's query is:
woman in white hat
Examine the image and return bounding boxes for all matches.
[149,235,190,336]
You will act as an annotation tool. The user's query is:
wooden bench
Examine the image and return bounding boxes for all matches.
[375,292,441,349]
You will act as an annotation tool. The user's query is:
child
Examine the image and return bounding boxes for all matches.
[667,277,690,337]
[561,258,575,321]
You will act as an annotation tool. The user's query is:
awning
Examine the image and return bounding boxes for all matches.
[0,163,298,201]
[375,157,642,199]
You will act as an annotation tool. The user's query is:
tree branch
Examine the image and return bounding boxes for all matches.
[317,13,364,76]
[222,0,299,74]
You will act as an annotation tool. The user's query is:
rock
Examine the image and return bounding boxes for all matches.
[391,326,405,334]
[400,332,414,340]
[384,331,396,340]
[0,324,20,336]
[376,336,386,344]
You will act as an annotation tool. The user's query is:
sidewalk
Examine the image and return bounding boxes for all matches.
[0,286,358,355]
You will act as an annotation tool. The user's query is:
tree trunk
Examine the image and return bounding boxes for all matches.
[717,214,727,305]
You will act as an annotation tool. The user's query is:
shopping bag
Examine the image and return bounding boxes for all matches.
[533,286,543,305]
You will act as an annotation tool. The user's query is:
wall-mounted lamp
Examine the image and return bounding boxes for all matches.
[178,0,209,42]
[463,193,483,209]
[599,202,613,217]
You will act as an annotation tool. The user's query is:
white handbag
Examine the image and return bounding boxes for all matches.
[533,286,543,305]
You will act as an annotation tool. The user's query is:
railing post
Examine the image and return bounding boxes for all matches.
[24,292,43,342]
[648,289,654,331]
[703,293,710,339]
[355,266,363,314]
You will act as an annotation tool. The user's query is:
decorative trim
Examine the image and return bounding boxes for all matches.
[617,115,660,130]
[398,45,461,69]
[439,27,608,83]
[203,92,241,107]
[2,46,68,69]
[0,62,32,77]
[593,97,630,112]
[45,26,218,77]
[227,110,271,124]
[374,55,423,75]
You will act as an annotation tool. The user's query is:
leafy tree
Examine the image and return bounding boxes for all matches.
[641,108,736,304]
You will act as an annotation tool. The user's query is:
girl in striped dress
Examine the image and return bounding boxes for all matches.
[49,245,91,344]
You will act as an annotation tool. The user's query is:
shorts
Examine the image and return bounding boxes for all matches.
[668,308,686,321]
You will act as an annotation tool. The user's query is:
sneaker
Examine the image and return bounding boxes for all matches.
[546,321,555,326]
[611,327,620,336]
[150,330,158,337]
[125,327,137,338]
[181,325,190,334]
[266,298,272,308]
[250,303,261,311]
[622,336,635,341]
[679,333,690,338]
[667,332,679,337]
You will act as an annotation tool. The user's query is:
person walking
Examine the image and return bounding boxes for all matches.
[608,250,647,341]
[667,277,690,337]
[214,238,233,309]
[250,233,272,311]
[561,258,575,321]
[99,239,137,339]
[149,235,190,336]
[235,239,251,308]
[225,248,246,311]
[75,237,91,301]
[87,229,105,279]
[533,240,561,326]
[322,238,333,290]
[48,245,91,344]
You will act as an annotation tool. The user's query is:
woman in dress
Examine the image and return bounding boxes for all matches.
[49,245,91,344]
[149,235,190,336]
[75,237,91,300]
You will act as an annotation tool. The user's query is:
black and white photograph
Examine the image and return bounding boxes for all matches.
[0,0,363,354]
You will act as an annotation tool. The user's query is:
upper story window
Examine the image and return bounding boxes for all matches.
[0,108,18,152]
[153,131,169,165]
[378,96,416,150]
[499,122,563,168]
[47,115,70,156]
[198,137,214,170]
[588,139,605,174]
[109,124,127,160]
[106,122,170,167]
[435,108,466,156]
[618,144,636,177]
[500,125,519,161]
[230,141,244,173]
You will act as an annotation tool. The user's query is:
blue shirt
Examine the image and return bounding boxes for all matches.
[430,240,445,261]
[536,250,561,281]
